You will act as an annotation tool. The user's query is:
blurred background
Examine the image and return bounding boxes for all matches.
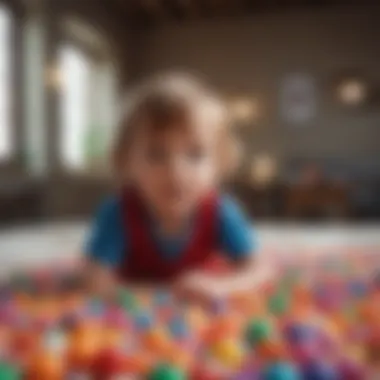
[1,0,380,232]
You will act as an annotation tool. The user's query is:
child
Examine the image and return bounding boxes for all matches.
[85,73,264,300]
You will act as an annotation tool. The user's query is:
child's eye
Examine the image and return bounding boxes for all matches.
[187,147,207,163]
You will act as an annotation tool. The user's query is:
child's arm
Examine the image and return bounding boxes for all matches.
[84,197,125,299]
[85,259,118,299]
[175,255,273,304]
[175,196,272,303]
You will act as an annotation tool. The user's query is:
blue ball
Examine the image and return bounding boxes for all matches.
[302,361,338,380]
[284,323,316,345]
[263,362,301,380]
[133,311,154,331]
[348,281,368,298]
[86,297,105,316]
[168,316,189,339]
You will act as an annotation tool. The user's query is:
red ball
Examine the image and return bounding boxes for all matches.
[190,364,223,380]
[90,348,124,379]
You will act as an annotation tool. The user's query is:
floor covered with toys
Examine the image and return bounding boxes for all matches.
[0,224,379,379]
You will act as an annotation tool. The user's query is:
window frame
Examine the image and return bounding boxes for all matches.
[58,19,118,177]
[0,0,20,171]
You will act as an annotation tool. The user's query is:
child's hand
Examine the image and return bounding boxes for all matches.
[85,260,117,300]
[174,262,276,306]
[174,271,218,306]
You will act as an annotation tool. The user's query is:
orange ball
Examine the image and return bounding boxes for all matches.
[62,294,82,312]
[163,344,192,369]
[101,327,123,348]
[122,353,153,375]
[11,330,41,358]
[142,328,171,353]
[203,315,240,343]
[27,351,65,380]
[67,329,102,370]
[256,339,288,362]
[71,321,102,341]
[360,300,379,325]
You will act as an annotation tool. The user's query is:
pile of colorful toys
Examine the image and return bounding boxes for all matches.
[0,250,379,379]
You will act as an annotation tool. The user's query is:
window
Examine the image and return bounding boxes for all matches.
[0,5,12,160]
[60,45,91,171]
[59,44,118,174]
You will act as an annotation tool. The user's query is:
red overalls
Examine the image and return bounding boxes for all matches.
[117,190,218,282]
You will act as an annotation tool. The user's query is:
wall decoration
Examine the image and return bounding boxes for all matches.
[250,154,277,186]
[336,78,368,106]
[229,96,260,124]
[280,74,316,125]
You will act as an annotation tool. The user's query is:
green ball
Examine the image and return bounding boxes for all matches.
[268,292,289,316]
[0,363,21,380]
[147,363,186,380]
[244,318,273,347]
[117,288,137,312]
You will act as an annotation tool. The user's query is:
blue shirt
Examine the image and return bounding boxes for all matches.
[86,195,256,267]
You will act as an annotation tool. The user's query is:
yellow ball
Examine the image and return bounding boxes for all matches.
[211,339,244,368]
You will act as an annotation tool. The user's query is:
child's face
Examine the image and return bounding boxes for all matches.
[127,123,218,220]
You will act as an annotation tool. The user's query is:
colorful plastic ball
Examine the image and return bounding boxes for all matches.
[133,310,154,331]
[117,289,137,312]
[42,329,67,353]
[268,292,289,316]
[168,316,189,340]
[302,360,338,380]
[336,357,365,380]
[59,313,81,331]
[85,297,105,317]
[262,362,301,380]
[27,351,65,380]
[290,342,320,364]
[90,348,124,379]
[203,315,240,344]
[210,298,227,315]
[244,319,273,348]
[284,323,316,345]
[142,328,171,353]
[67,333,101,369]
[211,338,244,368]
[372,270,380,290]
[233,366,261,380]
[122,352,152,375]
[0,303,17,325]
[148,363,186,380]
[348,280,368,298]
[11,330,40,357]
[0,362,21,380]
[104,308,128,329]
[154,291,172,307]
[190,364,222,380]
[65,372,91,380]
[257,339,288,362]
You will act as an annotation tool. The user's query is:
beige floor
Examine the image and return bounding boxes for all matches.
[0,222,379,280]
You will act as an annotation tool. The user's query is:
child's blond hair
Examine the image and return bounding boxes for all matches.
[113,73,240,178]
